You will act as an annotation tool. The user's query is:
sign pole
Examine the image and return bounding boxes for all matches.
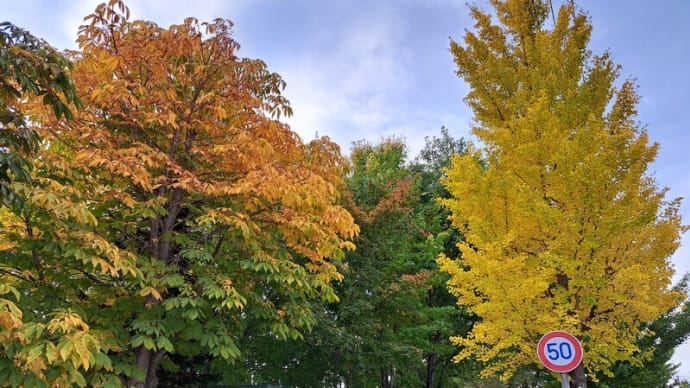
[560,372,569,388]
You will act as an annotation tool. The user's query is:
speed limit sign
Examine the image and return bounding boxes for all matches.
[537,330,583,373]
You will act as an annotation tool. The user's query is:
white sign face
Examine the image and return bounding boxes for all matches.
[544,338,575,366]
[537,331,584,373]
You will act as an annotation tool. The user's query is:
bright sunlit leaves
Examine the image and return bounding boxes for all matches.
[441,0,685,382]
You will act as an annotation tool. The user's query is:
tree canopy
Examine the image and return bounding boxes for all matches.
[0,1,357,387]
[0,21,81,201]
[439,0,686,385]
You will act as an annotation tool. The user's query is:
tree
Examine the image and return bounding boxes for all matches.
[439,0,686,386]
[0,31,133,388]
[328,137,426,388]
[595,275,690,387]
[0,21,120,388]
[1,1,358,387]
[331,135,474,388]
[411,127,483,388]
[184,134,473,388]
[0,21,81,201]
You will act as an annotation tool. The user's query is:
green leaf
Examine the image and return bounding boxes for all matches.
[156,336,174,352]
[130,335,146,348]
[143,337,156,350]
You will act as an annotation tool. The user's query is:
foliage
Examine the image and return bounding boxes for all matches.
[410,128,483,387]
[325,138,427,387]
[0,20,117,388]
[222,137,428,387]
[439,0,686,383]
[4,0,688,386]
[0,21,81,201]
[1,1,357,387]
[595,275,690,388]
[193,133,477,388]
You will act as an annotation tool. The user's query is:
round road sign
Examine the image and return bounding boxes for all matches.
[537,330,583,373]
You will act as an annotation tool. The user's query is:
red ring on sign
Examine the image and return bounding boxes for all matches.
[537,330,583,373]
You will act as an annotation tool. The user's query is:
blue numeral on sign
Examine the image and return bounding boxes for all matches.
[546,342,573,360]
[546,343,558,360]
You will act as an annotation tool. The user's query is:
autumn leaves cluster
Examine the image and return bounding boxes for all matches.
[1,1,360,386]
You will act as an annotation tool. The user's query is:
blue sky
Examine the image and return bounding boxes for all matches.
[5,0,690,380]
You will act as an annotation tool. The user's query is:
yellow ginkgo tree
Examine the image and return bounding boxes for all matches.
[438,0,686,386]
[0,1,357,387]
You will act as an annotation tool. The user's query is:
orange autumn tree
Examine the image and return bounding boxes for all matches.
[438,0,686,385]
[2,1,357,387]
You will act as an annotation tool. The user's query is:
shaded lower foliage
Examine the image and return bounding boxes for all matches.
[158,353,223,388]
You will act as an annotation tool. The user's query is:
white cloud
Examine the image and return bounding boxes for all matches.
[267,2,472,158]
[274,4,415,149]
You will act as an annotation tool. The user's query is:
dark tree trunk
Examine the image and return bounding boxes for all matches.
[128,346,165,388]
[127,187,181,388]
[424,352,437,388]
[381,367,394,388]
[568,362,587,388]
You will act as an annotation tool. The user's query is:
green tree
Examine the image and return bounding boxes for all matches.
[217,135,469,388]
[0,22,127,388]
[0,21,81,201]
[332,137,425,387]
[439,0,686,386]
[410,127,482,388]
[330,134,475,388]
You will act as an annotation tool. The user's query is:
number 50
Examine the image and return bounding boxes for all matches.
[546,342,572,360]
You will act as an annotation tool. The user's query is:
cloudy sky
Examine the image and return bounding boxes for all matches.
[5,0,690,380]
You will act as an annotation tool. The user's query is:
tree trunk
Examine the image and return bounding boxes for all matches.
[381,367,393,388]
[128,346,165,388]
[425,353,437,388]
[568,362,587,388]
[127,188,179,387]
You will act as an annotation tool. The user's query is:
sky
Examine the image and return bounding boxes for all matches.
[5,0,690,381]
